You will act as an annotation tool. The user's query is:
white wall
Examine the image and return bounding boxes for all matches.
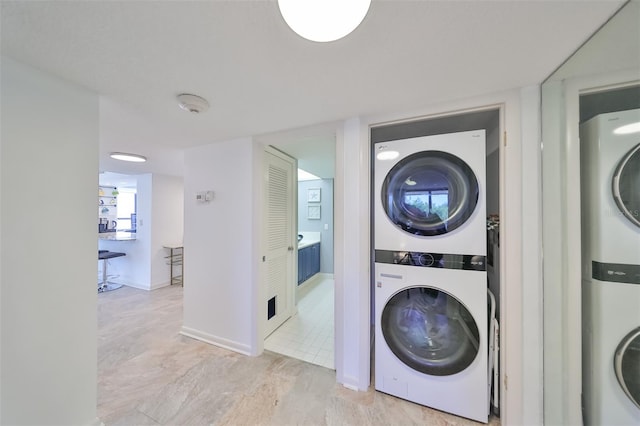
[181,138,257,355]
[334,117,371,391]
[1,57,99,424]
[150,174,184,288]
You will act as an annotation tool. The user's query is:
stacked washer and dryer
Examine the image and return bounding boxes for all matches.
[581,108,640,425]
[373,130,490,423]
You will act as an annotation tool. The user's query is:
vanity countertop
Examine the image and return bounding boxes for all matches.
[298,238,320,249]
[298,231,321,249]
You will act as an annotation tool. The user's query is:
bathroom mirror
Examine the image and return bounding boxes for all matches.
[541,1,640,424]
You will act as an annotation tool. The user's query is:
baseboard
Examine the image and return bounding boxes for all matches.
[180,326,252,356]
[108,279,170,291]
[109,278,149,291]
[340,375,366,391]
[150,280,171,290]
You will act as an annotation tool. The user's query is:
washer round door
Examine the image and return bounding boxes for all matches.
[612,143,640,228]
[381,151,479,236]
[381,287,480,376]
[614,326,640,410]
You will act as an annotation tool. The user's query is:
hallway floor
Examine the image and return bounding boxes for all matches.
[98,284,499,425]
[265,275,334,369]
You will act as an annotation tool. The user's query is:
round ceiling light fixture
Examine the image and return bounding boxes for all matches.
[177,93,209,114]
[110,152,147,163]
[278,0,371,42]
[614,121,640,135]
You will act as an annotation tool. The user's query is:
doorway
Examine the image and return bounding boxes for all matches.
[258,126,337,369]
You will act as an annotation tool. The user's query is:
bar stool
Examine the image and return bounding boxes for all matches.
[98,250,126,292]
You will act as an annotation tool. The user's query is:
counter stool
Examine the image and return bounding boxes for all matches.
[98,250,126,292]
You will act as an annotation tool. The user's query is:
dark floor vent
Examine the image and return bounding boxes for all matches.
[268,296,276,320]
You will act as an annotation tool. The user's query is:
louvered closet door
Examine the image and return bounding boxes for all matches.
[264,149,296,337]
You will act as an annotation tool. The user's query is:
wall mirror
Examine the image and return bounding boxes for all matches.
[541,1,640,425]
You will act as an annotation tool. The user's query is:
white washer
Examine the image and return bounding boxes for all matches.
[580,109,640,425]
[373,130,488,422]
[374,130,486,255]
[374,262,488,423]
[582,278,640,426]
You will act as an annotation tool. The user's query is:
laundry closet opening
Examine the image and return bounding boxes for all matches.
[370,107,502,424]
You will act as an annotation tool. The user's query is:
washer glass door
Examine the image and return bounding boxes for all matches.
[381,287,480,376]
[381,151,479,236]
[614,326,640,410]
[612,143,640,228]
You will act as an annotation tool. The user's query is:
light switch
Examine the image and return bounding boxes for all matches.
[324,223,329,230]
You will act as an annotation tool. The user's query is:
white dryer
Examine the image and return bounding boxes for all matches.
[580,109,640,425]
[374,130,486,255]
[374,262,488,423]
[580,108,640,270]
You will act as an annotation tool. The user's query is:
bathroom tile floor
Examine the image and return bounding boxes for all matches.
[265,275,334,369]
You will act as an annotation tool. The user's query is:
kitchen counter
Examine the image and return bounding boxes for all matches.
[98,231,136,241]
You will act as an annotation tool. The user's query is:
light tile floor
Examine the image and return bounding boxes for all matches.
[98,282,500,424]
[265,275,334,369]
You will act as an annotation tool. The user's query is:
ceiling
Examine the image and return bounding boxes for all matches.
[1,0,626,179]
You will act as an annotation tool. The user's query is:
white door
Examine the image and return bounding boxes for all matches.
[263,147,296,337]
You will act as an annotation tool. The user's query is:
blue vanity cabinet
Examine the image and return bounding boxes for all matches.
[298,242,320,284]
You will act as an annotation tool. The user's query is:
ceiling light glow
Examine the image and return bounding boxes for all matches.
[278,0,371,42]
[613,122,640,135]
[376,150,400,161]
[110,152,147,163]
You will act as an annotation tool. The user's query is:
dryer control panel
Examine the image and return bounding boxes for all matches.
[375,249,486,271]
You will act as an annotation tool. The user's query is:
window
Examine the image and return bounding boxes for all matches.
[116,189,136,230]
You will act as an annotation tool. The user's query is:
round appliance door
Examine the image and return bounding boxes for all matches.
[381,151,479,236]
[614,326,640,410]
[381,287,480,376]
[612,143,640,228]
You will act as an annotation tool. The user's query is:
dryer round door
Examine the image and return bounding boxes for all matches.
[381,151,479,236]
[380,286,480,376]
[614,326,640,410]
[612,143,640,228]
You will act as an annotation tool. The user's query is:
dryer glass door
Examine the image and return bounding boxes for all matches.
[381,151,479,236]
[614,326,640,410]
[612,143,640,228]
[381,287,480,376]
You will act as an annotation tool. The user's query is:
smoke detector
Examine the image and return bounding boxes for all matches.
[177,93,209,114]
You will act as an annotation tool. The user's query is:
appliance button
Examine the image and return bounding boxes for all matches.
[418,253,434,267]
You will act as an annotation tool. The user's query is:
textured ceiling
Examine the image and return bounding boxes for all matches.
[0,0,626,178]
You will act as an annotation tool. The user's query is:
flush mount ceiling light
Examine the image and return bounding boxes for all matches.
[278,0,371,42]
[110,152,147,163]
[177,93,209,114]
[376,150,399,161]
[614,121,640,135]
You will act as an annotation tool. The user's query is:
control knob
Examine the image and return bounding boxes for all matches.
[418,253,434,267]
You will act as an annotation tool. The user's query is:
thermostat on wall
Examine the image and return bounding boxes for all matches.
[196,191,214,202]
